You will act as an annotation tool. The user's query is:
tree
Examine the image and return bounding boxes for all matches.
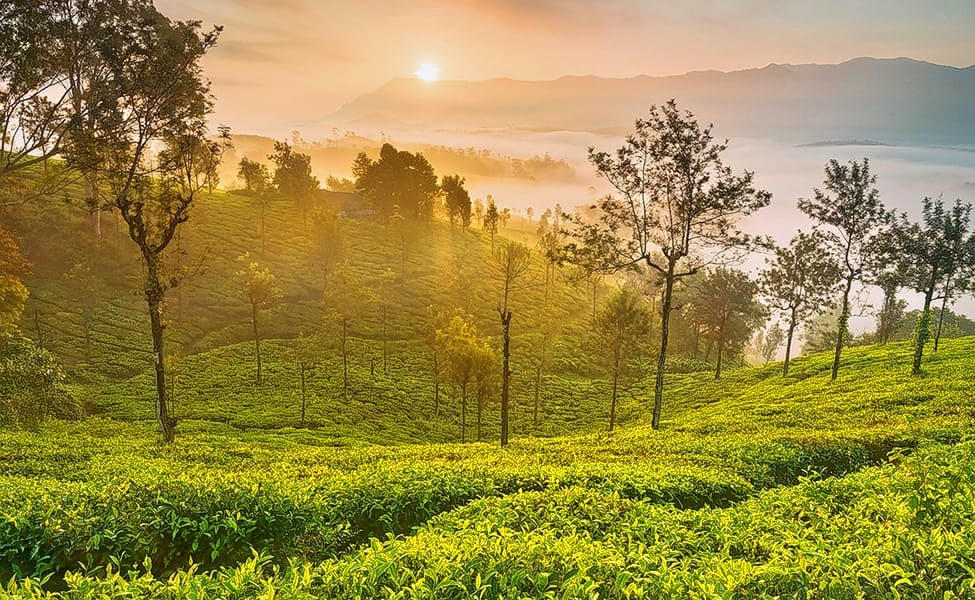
[799,158,889,381]
[879,198,975,375]
[0,336,80,428]
[0,1,78,207]
[525,206,534,228]
[237,156,267,192]
[873,270,908,345]
[588,286,649,431]
[473,343,499,442]
[309,204,343,286]
[688,269,766,380]
[325,175,355,192]
[483,197,500,252]
[557,100,769,428]
[269,140,319,222]
[438,312,481,443]
[235,254,282,384]
[528,303,561,427]
[0,227,31,336]
[493,240,532,446]
[442,174,472,230]
[760,230,840,375]
[759,322,785,365]
[75,6,223,442]
[323,262,376,397]
[236,157,272,253]
[353,143,439,224]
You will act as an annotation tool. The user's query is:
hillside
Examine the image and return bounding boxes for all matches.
[3,336,975,596]
[324,58,975,145]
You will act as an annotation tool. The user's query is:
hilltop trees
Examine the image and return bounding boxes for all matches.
[235,255,282,384]
[760,231,840,375]
[323,263,376,397]
[353,143,439,224]
[799,158,889,381]
[68,6,223,442]
[589,286,649,431]
[880,198,975,374]
[269,141,319,222]
[442,174,472,230]
[689,269,765,380]
[493,240,533,446]
[557,100,770,428]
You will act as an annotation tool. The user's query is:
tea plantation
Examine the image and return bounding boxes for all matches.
[2,336,975,598]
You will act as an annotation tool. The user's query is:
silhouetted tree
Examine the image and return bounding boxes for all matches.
[588,286,649,431]
[269,140,319,222]
[760,230,840,375]
[442,174,472,230]
[493,240,532,446]
[557,100,769,428]
[799,158,889,381]
[353,143,439,224]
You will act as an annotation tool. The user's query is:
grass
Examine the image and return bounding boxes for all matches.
[1,337,974,597]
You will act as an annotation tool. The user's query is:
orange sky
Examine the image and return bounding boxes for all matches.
[156,0,975,136]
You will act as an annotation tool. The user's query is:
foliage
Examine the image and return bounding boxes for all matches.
[353,143,439,223]
[0,335,79,427]
[441,174,472,230]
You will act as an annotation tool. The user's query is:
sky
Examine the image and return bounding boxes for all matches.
[156,0,975,136]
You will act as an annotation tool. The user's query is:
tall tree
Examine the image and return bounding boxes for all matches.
[879,198,975,375]
[873,270,908,345]
[493,240,532,446]
[75,5,222,442]
[588,286,649,432]
[235,254,282,384]
[799,158,889,381]
[322,262,376,397]
[237,157,272,254]
[353,143,439,224]
[0,227,31,336]
[557,100,769,428]
[442,174,472,231]
[288,332,320,427]
[759,322,785,365]
[438,312,481,443]
[760,230,840,376]
[688,268,766,380]
[483,197,500,252]
[269,140,319,223]
[528,302,561,427]
[473,343,499,442]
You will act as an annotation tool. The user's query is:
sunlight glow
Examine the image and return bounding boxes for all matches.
[415,63,439,82]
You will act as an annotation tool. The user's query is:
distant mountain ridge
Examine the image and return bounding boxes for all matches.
[324,58,975,145]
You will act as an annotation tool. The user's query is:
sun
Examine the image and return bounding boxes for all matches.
[414,62,439,82]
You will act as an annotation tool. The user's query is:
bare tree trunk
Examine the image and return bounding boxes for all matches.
[913,284,935,375]
[251,302,262,384]
[146,258,174,443]
[934,290,950,352]
[499,308,512,446]
[783,312,797,377]
[651,269,676,430]
[714,329,724,381]
[831,275,854,382]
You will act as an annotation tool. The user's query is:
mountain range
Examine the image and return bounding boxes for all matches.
[323,58,975,145]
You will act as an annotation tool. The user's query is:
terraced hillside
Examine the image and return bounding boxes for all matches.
[3,337,975,597]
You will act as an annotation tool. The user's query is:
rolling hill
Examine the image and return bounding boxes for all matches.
[324,57,975,145]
